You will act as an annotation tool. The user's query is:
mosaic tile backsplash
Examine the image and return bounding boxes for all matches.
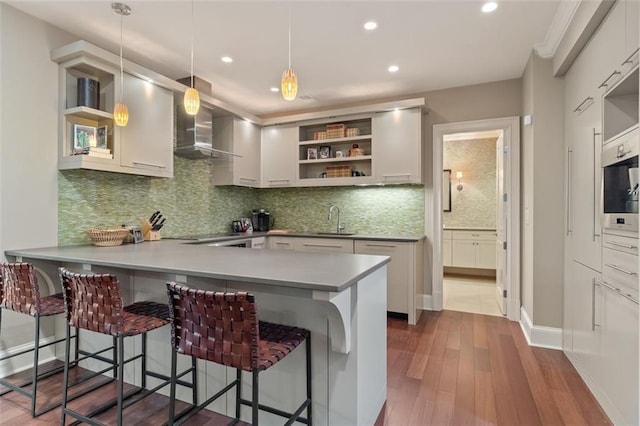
[59,157,425,245]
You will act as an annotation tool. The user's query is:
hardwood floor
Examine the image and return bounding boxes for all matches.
[0,311,611,425]
[376,310,612,426]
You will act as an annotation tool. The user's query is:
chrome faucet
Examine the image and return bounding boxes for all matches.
[328,204,344,233]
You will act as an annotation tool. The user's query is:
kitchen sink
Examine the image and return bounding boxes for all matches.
[315,232,356,236]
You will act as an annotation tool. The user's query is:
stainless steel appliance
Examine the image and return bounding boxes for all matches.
[602,129,639,231]
[252,209,272,232]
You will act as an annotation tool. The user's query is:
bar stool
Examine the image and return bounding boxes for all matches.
[166,282,312,426]
[0,262,77,417]
[58,268,196,426]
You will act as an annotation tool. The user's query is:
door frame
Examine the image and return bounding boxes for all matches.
[431,116,521,321]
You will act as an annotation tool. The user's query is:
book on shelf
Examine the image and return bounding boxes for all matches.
[72,146,112,157]
[87,151,113,159]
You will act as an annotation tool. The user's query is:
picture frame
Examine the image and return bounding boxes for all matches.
[307,148,318,160]
[443,169,452,212]
[240,217,253,233]
[319,145,331,159]
[73,124,97,149]
[96,125,108,149]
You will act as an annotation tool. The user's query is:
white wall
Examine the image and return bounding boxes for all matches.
[521,52,565,328]
[0,3,74,345]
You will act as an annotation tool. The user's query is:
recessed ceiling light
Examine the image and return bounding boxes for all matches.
[270,87,279,92]
[388,65,399,73]
[221,56,233,63]
[364,21,378,31]
[482,2,498,13]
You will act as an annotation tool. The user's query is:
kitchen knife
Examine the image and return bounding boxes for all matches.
[149,211,160,223]
[154,218,166,231]
[152,214,163,227]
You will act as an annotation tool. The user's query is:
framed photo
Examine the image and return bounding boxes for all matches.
[73,124,96,149]
[96,125,108,149]
[319,145,331,159]
[240,217,253,233]
[307,148,318,160]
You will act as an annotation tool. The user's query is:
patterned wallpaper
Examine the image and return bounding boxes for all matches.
[443,137,497,228]
[59,157,425,245]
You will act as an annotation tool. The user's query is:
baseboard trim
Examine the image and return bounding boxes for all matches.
[519,307,562,350]
[0,337,57,376]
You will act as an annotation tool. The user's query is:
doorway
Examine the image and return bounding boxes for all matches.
[430,117,521,322]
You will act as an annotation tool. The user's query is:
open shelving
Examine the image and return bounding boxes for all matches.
[603,65,639,144]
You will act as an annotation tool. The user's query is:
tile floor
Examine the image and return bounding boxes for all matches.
[443,274,504,317]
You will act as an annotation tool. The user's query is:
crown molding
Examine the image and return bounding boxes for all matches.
[535,0,580,58]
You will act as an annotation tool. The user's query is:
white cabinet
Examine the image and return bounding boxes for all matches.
[118,73,173,177]
[268,236,295,250]
[354,240,422,324]
[450,230,496,269]
[250,237,266,249]
[442,230,452,267]
[212,117,261,187]
[293,238,353,253]
[372,108,422,184]
[261,125,297,187]
[52,41,174,178]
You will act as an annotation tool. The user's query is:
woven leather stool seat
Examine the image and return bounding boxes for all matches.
[0,263,76,417]
[257,321,309,371]
[59,268,191,426]
[167,282,312,425]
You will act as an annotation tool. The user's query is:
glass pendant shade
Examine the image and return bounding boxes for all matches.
[114,102,129,126]
[184,87,200,115]
[281,68,298,101]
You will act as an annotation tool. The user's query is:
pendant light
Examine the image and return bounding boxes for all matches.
[112,2,131,127]
[183,0,200,115]
[281,8,298,101]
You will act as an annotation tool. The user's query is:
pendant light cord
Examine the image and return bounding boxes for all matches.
[119,13,124,101]
[288,7,292,69]
[190,0,194,88]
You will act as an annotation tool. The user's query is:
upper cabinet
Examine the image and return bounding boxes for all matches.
[372,108,422,184]
[212,117,261,187]
[52,41,174,178]
[261,125,297,187]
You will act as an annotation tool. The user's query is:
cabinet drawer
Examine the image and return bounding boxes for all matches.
[268,237,295,250]
[294,238,354,253]
[451,230,497,241]
[603,247,638,290]
[603,233,639,256]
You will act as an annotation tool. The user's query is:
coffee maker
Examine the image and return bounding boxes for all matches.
[251,209,271,232]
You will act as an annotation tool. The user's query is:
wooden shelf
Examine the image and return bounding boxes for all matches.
[64,106,114,121]
[299,155,372,164]
[299,135,372,146]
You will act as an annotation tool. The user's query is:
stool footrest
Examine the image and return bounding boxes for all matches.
[239,397,311,425]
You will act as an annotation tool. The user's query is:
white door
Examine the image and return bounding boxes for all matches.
[495,133,507,314]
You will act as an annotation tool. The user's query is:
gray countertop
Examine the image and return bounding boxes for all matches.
[442,227,496,231]
[5,240,390,293]
[178,232,425,244]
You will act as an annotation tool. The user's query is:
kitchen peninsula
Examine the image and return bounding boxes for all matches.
[6,240,389,426]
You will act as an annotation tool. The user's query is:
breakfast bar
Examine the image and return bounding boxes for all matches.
[5,240,389,425]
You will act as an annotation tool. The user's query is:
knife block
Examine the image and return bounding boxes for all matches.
[140,220,161,241]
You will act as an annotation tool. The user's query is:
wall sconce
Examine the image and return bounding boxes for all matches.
[456,171,464,191]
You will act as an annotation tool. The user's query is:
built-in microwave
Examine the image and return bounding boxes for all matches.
[601,129,639,231]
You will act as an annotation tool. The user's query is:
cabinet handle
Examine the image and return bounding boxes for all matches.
[239,177,257,183]
[131,161,166,169]
[621,47,639,66]
[592,279,600,330]
[598,70,621,89]
[303,243,344,248]
[382,174,412,180]
[566,148,573,236]
[607,241,638,250]
[573,96,593,113]
[596,279,639,305]
[604,263,638,276]
[592,128,600,242]
[364,243,397,248]
[268,179,290,184]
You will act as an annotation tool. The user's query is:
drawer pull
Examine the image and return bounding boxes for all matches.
[364,243,396,248]
[621,47,640,66]
[239,177,257,183]
[304,243,343,248]
[596,279,639,305]
[607,241,638,250]
[604,263,637,276]
[268,179,290,184]
[598,70,621,89]
[132,161,166,169]
[275,242,290,245]
[573,96,593,113]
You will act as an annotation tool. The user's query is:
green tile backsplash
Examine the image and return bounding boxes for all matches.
[59,157,424,245]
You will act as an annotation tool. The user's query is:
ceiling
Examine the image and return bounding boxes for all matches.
[7,1,564,118]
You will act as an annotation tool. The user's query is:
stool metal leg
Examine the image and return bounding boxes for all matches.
[306,336,312,426]
[168,348,177,424]
[113,336,118,378]
[117,334,125,426]
[252,370,259,426]
[235,368,242,420]
[30,315,41,417]
[60,324,72,425]
[191,356,198,406]
[141,333,147,388]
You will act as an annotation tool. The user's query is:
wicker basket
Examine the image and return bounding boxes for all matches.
[86,227,130,247]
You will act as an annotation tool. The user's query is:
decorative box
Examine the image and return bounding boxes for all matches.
[346,128,361,137]
[326,124,346,138]
[326,165,351,178]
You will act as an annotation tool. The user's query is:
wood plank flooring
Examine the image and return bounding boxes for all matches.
[0,310,611,425]
[376,310,612,426]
